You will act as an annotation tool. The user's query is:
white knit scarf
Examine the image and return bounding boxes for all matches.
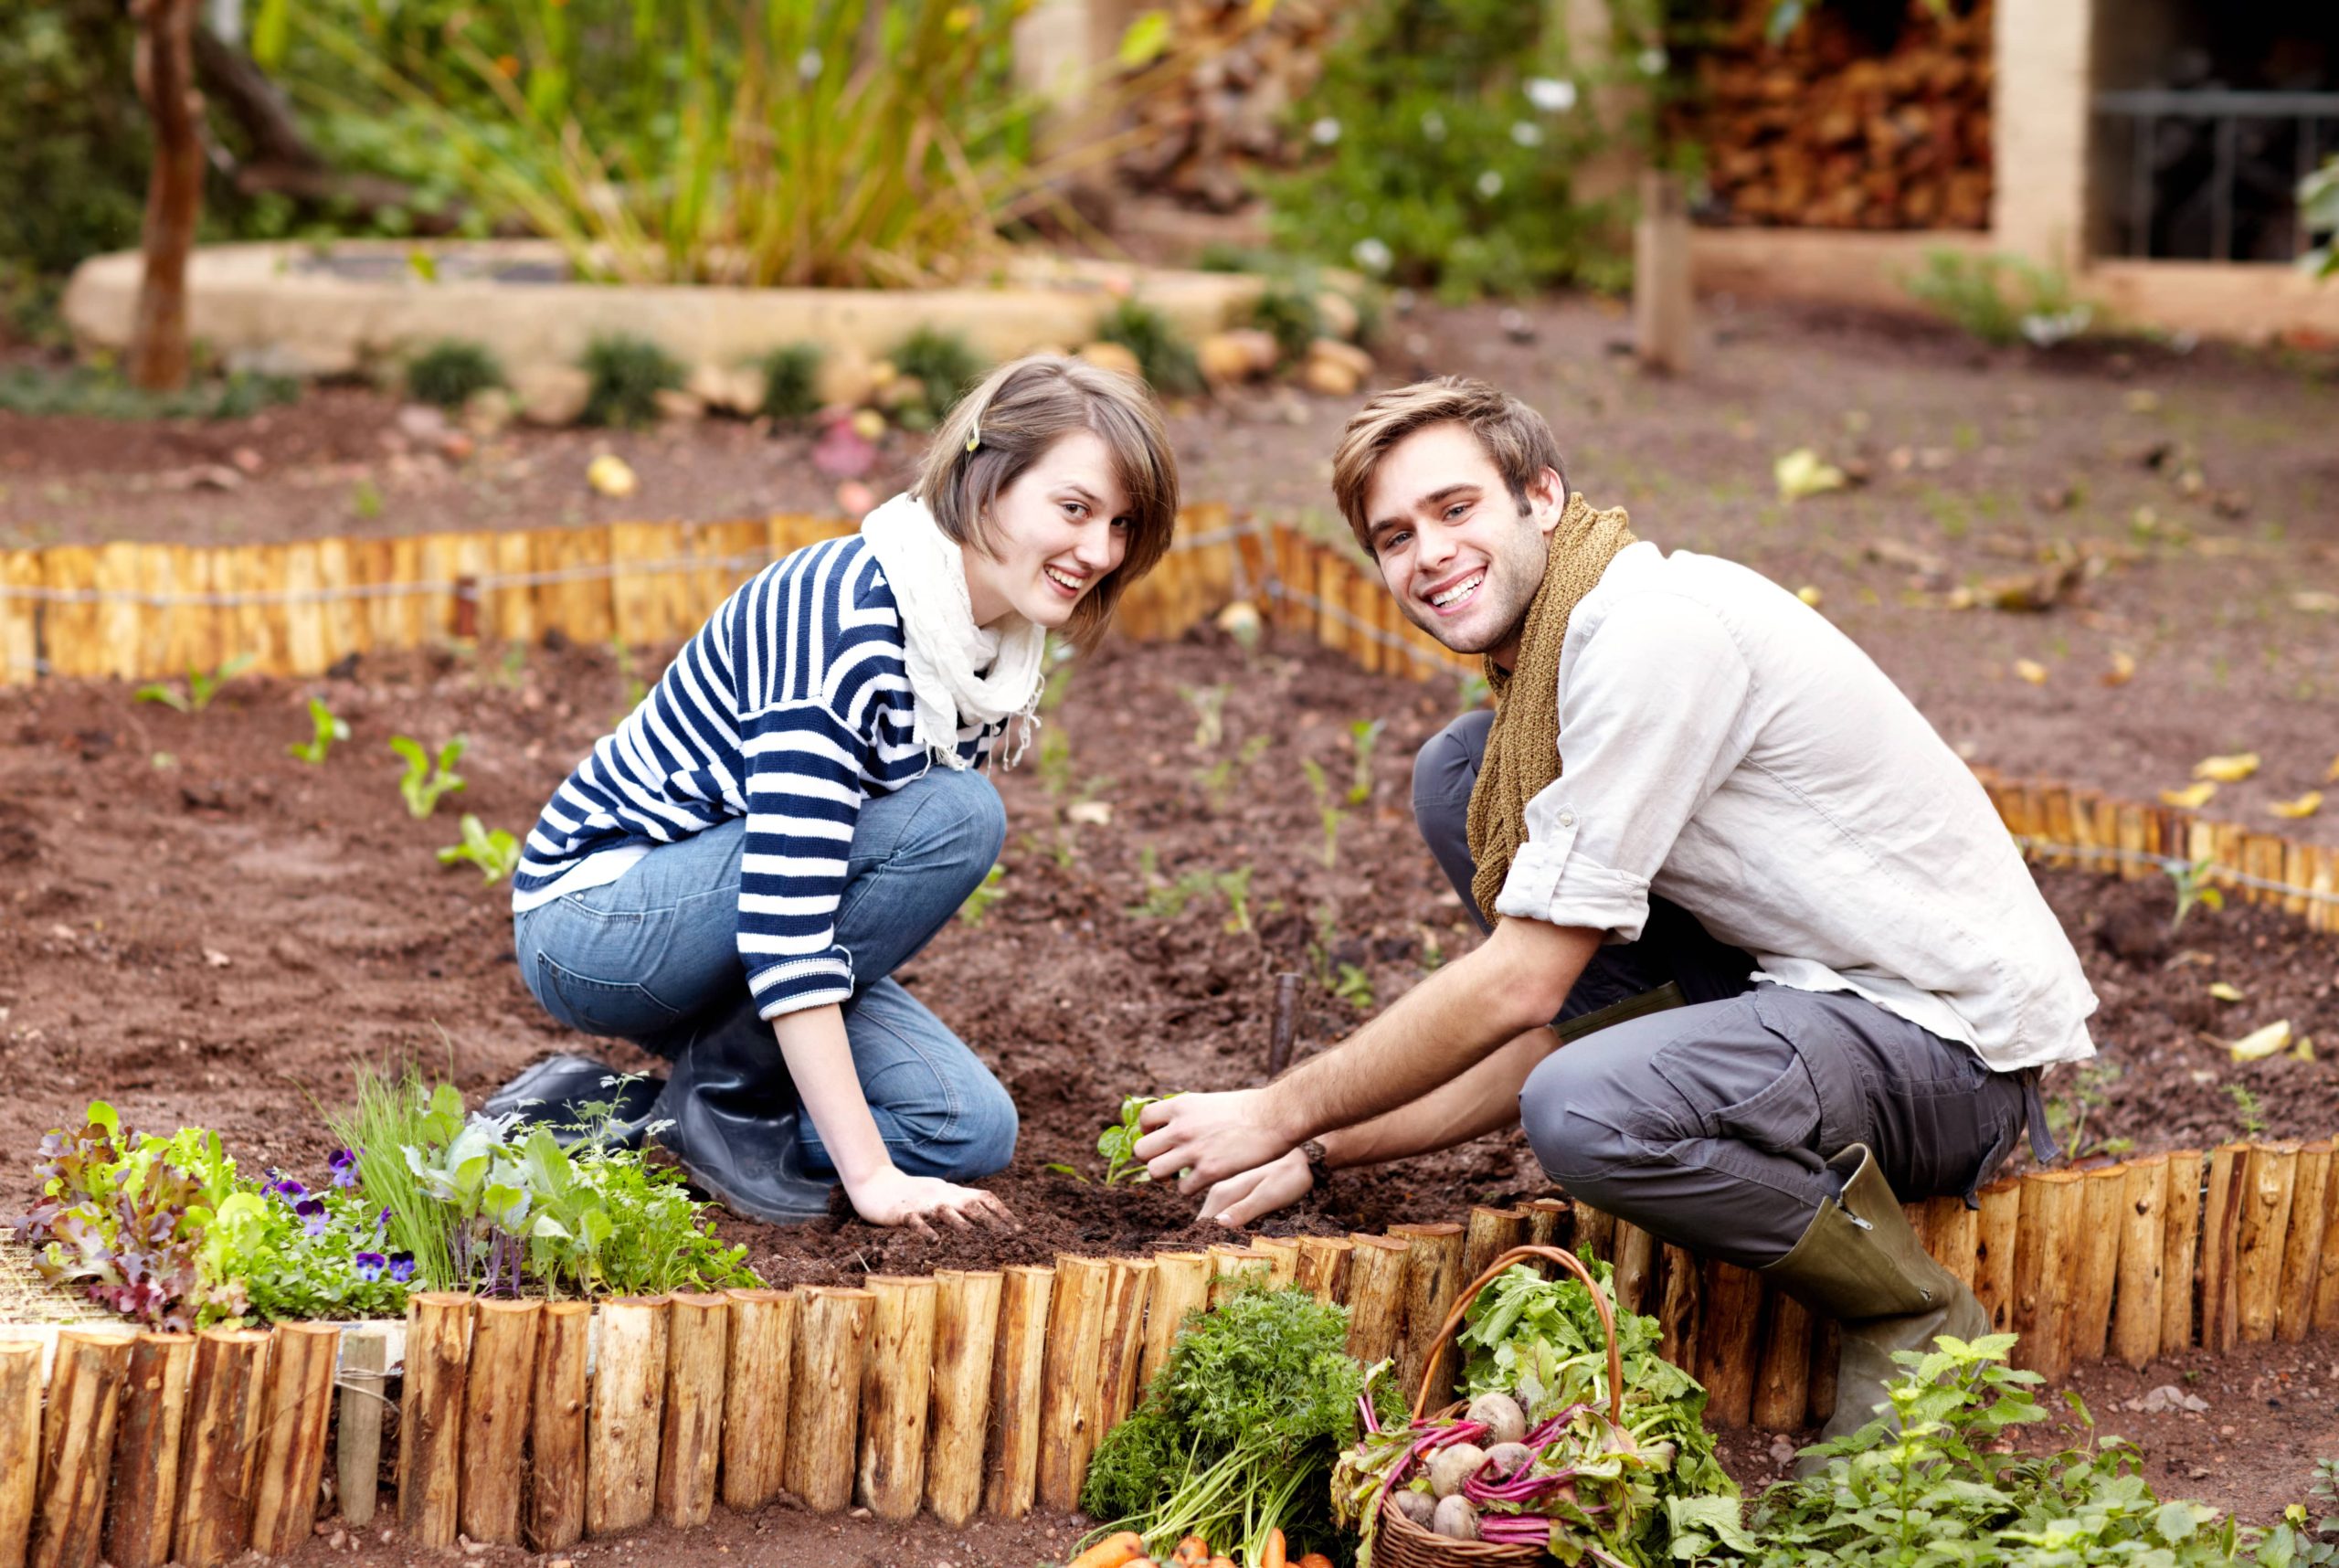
[859,491,1046,769]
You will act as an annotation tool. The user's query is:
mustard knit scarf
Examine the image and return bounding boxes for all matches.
[1465,493,1638,924]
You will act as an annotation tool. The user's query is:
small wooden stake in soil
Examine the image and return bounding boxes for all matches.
[1462,1208,1530,1289]
[1613,1222,1658,1316]
[2161,1152,2206,1352]
[1806,1319,1840,1426]
[1974,1178,2021,1334]
[2013,1171,2082,1380]
[1695,1259,1763,1428]
[31,1327,132,1568]
[1037,1256,1111,1513]
[1346,1234,1412,1367]
[2111,1155,2169,1370]
[2316,1143,2339,1332]
[587,1296,671,1537]
[2277,1141,2332,1342]
[248,1322,341,1558]
[0,1340,38,1568]
[2199,1145,2247,1352]
[334,1330,387,1530]
[526,1300,591,1551]
[1525,1197,1571,1255]
[982,1265,1053,1520]
[1657,1245,1699,1372]
[658,1293,731,1531]
[789,1287,875,1513]
[926,1270,1002,1529]
[720,1289,795,1514]
[173,1327,270,1568]
[2234,1143,2300,1343]
[858,1277,937,1522]
[397,1292,474,1549]
[458,1300,540,1546]
[102,1332,192,1568]
[1751,1287,1811,1432]
[1096,1258,1157,1430]
[1391,1222,1466,1402]
[1141,1253,1212,1392]
[1294,1236,1354,1303]
[2068,1165,2130,1364]
[1267,971,1300,1077]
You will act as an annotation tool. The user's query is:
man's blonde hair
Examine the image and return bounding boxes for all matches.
[916,355,1180,652]
[1329,376,1567,548]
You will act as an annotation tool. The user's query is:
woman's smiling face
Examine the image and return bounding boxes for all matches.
[959,428,1132,630]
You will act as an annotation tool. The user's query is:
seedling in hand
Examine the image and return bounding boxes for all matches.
[287,697,349,764]
[135,653,256,715]
[438,813,519,884]
[393,735,468,819]
[1098,1094,1171,1185]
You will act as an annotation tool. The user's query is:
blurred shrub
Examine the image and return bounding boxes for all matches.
[405,339,505,408]
[0,0,153,275]
[579,334,683,429]
[888,326,986,428]
[1261,0,1640,300]
[1903,250,2091,348]
[757,343,825,422]
[1095,300,1201,395]
[0,364,299,419]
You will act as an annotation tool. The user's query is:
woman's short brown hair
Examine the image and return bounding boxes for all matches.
[915,355,1180,652]
[1329,376,1567,548]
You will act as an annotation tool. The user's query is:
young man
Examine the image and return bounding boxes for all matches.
[1135,376,2097,1447]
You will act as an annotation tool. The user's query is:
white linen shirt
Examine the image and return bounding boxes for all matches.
[1493,541,2098,1073]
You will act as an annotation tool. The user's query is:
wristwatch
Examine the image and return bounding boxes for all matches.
[1299,1139,1330,1181]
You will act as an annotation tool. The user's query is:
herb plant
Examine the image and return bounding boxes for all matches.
[392,734,468,818]
[134,653,256,715]
[2260,1458,2339,1566]
[439,814,521,884]
[287,696,350,764]
[1096,1095,1163,1185]
[406,338,505,409]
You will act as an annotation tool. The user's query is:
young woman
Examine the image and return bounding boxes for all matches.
[493,355,1180,1234]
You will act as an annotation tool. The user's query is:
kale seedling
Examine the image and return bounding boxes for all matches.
[2166,855,2226,930]
[393,735,468,819]
[135,653,256,715]
[957,863,1006,926]
[287,697,349,764]
[438,814,520,884]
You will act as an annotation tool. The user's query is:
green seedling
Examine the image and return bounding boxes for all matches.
[392,735,468,819]
[1197,734,1272,812]
[1330,964,1374,1011]
[1037,726,1075,800]
[2227,1081,2268,1139]
[1457,671,1492,712]
[1096,1094,1170,1185]
[1300,758,1344,869]
[1127,848,1251,930]
[1180,683,1230,751]
[2044,1060,2121,1159]
[135,653,256,715]
[287,697,350,765]
[1346,717,1387,805]
[351,477,384,520]
[1218,865,1254,935]
[2166,855,2226,930]
[1038,637,1077,713]
[437,813,520,885]
[957,863,1007,927]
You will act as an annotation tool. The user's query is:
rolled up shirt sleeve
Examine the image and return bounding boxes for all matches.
[1493,595,1754,941]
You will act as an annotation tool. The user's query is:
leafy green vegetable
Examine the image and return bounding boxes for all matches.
[134,653,257,715]
[1096,1095,1162,1186]
[438,813,520,884]
[392,733,468,818]
[1082,1285,1392,1564]
[288,696,351,764]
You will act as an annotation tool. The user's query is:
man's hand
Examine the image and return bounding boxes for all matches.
[1135,1088,1292,1192]
[1196,1149,1313,1229]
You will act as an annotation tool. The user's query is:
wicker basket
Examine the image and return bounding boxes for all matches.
[1370,1245,1626,1568]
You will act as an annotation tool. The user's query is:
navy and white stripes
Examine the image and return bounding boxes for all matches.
[512,535,990,1018]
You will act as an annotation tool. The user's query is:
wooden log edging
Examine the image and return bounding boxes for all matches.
[2,1141,2337,1562]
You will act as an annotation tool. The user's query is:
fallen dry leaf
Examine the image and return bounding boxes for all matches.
[2160,780,2218,810]
[2192,751,2261,783]
[2013,658,2049,685]
[2207,981,2245,1002]
[1064,800,1112,826]
[1796,585,1824,607]
[2291,591,2338,614]
[2229,1019,2292,1062]
[2101,651,2137,686]
[2267,790,2323,820]
[1773,448,1847,503]
[585,453,637,498]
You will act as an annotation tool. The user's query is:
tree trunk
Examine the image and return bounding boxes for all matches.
[130,0,206,393]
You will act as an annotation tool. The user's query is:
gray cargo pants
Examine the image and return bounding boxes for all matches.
[1415,710,2048,1269]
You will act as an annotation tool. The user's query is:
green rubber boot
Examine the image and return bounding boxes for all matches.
[1762,1143,1990,1474]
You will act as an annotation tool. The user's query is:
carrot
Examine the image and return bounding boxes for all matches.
[1258,1529,1286,1568]
[1170,1539,1211,1568]
[1066,1532,1147,1568]
[1297,1556,1334,1568]
[1203,1559,1236,1568]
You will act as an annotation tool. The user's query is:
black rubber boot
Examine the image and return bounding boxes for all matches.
[483,1054,664,1150]
[1762,1142,1990,1475]
[650,1021,838,1225]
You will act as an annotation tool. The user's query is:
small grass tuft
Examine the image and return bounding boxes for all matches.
[888,326,985,423]
[579,334,685,429]
[757,343,824,422]
[1095,300,1201,396]
[404,339,505,409]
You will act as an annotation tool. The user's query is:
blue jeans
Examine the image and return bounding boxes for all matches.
[512,767,1019,1182]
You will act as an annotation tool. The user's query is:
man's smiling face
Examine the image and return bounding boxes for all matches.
[1361,420,1566,666]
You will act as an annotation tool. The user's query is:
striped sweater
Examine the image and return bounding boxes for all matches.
[511,535,992,1018]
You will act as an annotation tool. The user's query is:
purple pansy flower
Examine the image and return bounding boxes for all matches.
[264,1171,306,1201]
[295,1197,329,1238]
[354,1251,386,1282]
[387,1253,416,1284]
[376,1207,391,1231]
[328,1149,359,1189]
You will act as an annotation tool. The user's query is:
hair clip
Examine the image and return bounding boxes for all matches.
[965,427,980,454]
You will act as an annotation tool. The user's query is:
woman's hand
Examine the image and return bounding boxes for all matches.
[845,1166,1016,1237]
[1195,1148,1314,1229]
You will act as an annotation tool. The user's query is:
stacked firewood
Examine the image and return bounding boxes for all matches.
[1115,0,1346,211]
[1674,0,1993,230]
